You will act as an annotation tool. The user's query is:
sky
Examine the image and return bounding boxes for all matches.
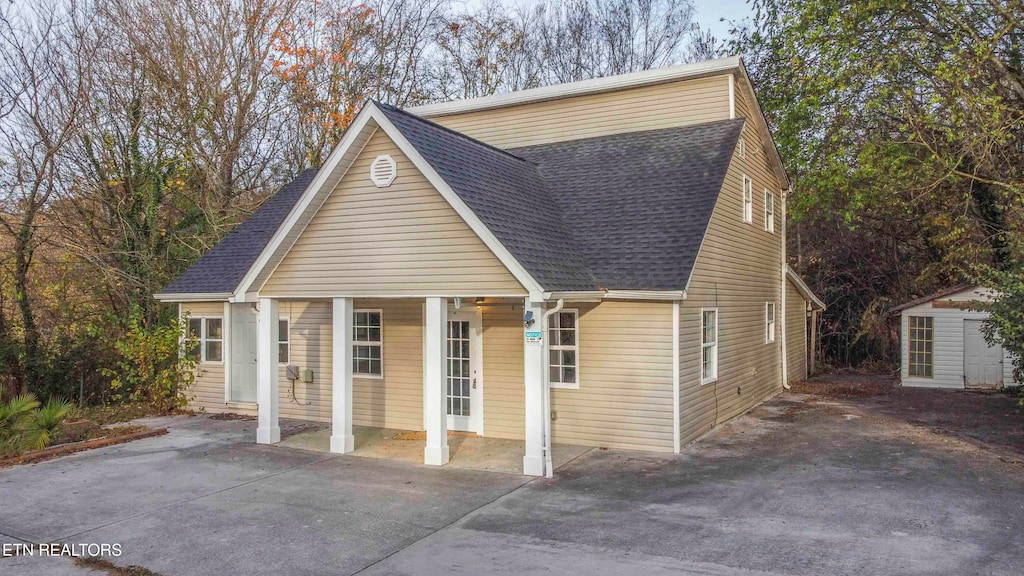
[691,0,753,40]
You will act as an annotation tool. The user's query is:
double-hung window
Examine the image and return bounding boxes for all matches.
[186,317,223,363]
[765,302,776,343]
[701,309,718,384]
[908,316,933,377]
[742,177,753,223]
[353,310,382,377]
[549,310,579,388]
[278,319,290,364]
[764,191,776,233]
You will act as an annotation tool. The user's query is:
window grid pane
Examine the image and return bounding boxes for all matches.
[278,319,289,363]
[352,310,382,376]
[549,310,578,386]
[702,310,718,381]
[908,316,933,378]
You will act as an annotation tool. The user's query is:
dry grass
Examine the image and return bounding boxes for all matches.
[75,557,164,576]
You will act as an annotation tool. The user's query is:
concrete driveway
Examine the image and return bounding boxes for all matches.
[3,387,1023,576]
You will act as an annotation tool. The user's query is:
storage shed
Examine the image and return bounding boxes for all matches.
[891,285,1015,389]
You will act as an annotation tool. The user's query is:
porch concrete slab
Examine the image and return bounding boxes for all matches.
[279,425,592,474]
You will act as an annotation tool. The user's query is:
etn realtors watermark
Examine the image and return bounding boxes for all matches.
[2,542,122,557]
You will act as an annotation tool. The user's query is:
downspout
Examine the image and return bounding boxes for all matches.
[781,187,790,390]
[541,298,564,478]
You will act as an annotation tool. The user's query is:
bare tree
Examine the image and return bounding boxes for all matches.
[436,2,531,99]
[0,1,95,394]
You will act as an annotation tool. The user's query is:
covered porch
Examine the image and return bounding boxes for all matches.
[253,296,561,476]
[277,421,589,475]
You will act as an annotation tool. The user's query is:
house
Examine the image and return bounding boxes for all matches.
[155,56,824,476]
[891,285,1014,389]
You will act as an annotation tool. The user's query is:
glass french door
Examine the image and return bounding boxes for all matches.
[446,308,481,433]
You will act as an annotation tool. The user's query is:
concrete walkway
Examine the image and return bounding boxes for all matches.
[2,392,1023,576]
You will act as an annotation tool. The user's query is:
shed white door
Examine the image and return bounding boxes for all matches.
[964,319,1003,387]
[446,307,482,434]
[230,303,258,403]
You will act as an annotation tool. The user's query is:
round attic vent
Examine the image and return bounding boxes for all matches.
[370,155,397,187]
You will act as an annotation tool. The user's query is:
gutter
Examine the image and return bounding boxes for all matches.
[541,298,564,478]
[781,187,790,390]
[153,292,232,302]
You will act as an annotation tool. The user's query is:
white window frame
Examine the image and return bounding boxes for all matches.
[353,309,383,378]
[186,316,224,365]
[548,308,580,390]
[742,176,753,223]
[701,308,718,385]
[765,302,776,343]
[907,316,934,378]
[738,138,746,159]
[764,190,775,234]
[278,318,290,365]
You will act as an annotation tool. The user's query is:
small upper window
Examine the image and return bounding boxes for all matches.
[764,191,775,233]
[185,317,223,363]
[908,316,933,377]
[701,309,718,384]
[738,138,746,158]
[279,319,290,364]
[549,310,579,388]
[353,310,382,376]
[742,177,753,223]
[765,302,776,343]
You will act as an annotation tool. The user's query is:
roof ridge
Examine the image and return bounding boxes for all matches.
[374,100,533,164]
[510,117,746,152]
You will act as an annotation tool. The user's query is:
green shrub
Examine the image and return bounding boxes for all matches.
[0,391,73,457]
[101,314,196,411]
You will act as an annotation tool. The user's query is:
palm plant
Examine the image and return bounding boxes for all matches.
[0,391,73,457]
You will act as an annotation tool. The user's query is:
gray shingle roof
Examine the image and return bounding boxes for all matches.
[376,102,595,291]
[159,169,318,295]
[160,105,743,297]
[512,118,744,291]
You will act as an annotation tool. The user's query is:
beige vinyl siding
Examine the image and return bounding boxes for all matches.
[427,75,731,149]
[551,301,675,452]
[678,80,785,446]
[180,302,237,414]
[786,280,808,383]
[261,129,526,297]
[481,301,526,440]
[181,299,424,429]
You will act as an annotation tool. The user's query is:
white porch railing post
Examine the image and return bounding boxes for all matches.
[423,297,449,465]
[331,297,355,453]
[522,298,545,476]
[256,298,280,444]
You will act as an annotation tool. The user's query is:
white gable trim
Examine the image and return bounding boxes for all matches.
[234,102,544,301]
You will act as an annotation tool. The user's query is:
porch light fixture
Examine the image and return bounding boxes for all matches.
[474,297,486,306]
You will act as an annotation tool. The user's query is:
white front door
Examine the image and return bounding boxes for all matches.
[230,303,258,403]
[446,307,482,433]
[964,319,1003,387]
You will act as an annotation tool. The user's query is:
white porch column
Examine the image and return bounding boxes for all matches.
[423,297,449,465]
[522,298,545,476]
[331,297,355,453]
[256,297,280,444]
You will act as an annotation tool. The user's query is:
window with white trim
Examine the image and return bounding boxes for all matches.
[278,319,290,364]
[548,310,578,388]
[186,317,223,363]
[353,310,382,376]
[738,138,746,158]
[765,302,776,343]
[701,309,718,383]
[742,176,753,223]
[764,190,775,233]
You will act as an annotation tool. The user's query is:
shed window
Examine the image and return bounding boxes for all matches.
[766,302,776,343]
[908,316,933,377]
[186,317,222,363]
[701,309,718,384]
[353,310,382,376]
[279,319,290,364]
[743,177,753,223]
[549,310,579,388]
[764,191,775,233]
